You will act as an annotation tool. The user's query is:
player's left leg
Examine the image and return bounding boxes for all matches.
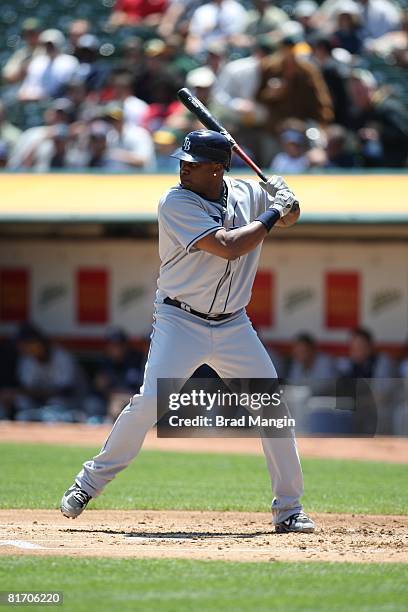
[209,310,314,533]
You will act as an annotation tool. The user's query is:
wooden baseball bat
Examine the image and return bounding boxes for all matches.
[177,87,299,210]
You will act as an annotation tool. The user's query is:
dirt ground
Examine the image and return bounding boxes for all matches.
[1,510,407,564]
[1,423,407,563]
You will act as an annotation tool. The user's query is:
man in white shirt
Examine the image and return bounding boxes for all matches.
[18,29,79,101]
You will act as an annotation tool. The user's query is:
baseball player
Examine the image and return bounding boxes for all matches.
[61,130,315,534]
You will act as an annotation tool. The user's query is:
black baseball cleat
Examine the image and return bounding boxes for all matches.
[275,511,315,534]
[60,484,92,519]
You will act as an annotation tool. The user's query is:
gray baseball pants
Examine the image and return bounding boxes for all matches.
[76,303,304,523]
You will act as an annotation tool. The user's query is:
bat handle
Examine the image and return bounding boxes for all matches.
[231,143,268,181]
[231,142,299,210]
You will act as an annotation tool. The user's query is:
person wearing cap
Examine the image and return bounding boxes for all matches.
[346,68,408,167]
[7,98,76,169]
[153,129,180,171]
[270,127,310,173]
[358,0,402,44]
[244,0,289,39]
[84,327,145,423]
[293,0,319,39]
[2,18,43,85]
[309,34,351,126]
[82,105,156,170]
[18,29,79,101]
[186,66,216,107]
[13,322,86,423]
[256,34,334,140]
[73,34,110,92]
[60,128,316,535]
[317,0,401,43]
[331,1,364,55]
[212,38,276,164]
[186,0,247,55]
[109,72,149,127]
[158,0,208,39]
[67,19,91,54]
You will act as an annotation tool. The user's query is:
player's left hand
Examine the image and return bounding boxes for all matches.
[275,204,301,228]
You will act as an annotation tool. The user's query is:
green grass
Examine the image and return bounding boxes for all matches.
[1,557,407,612]
[1,443,407,514]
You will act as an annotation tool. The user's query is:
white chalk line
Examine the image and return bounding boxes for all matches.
[0,539,44,550]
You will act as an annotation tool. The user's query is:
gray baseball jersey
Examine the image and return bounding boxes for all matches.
[156,177,273,314]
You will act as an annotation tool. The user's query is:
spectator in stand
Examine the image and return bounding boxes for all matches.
[2,18,43,85]
[270,126,310,173]
[337,327,398,433]
[109,72,148,127]
[293,0,319,40]
[86,105,156,170]
[128,39,183,105]
[338,327,396,379]
[67,19,91,53]
[14,323,87,422]
[65,77,99,122]
[287,333,337,383]
[7,98,76,169]
[153,129,180,171]
[158,0,207,39]
[0,101,22,151]
[346,69,408,167]
[212,38,273,163]
[115,37,146,85]
[256,35,334,161]
[318,0,401,45]
[24,123,74,171]
[186,0,247,55]
[358,0,402,45]
[186,66,216,107]
[205,40,228,77]
[108,0,168,28]
[331,2,364,55]
[365,9,408,67]
[0,338,18,419]
[325,124,357,167]
[73,35,110,93]
[85,327,145,422]
[310,35,351,126]
[85,121,111,168]
[104,103,156,171]
[18,29,79,102]
[244,0,289,39]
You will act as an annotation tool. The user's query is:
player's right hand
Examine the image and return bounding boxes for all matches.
[270,189,298,218]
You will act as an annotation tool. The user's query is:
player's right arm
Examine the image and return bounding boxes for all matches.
[196,222,268,260]
[196,178,297,260]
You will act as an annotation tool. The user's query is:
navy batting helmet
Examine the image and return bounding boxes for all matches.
[171,130,232,170]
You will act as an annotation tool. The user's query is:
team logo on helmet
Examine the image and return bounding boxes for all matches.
[183,137,191,151]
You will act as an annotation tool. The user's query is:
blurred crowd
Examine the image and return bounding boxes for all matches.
[0,322,407,434]
[0,0,407,171]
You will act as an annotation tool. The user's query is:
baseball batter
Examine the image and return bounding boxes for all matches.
[61,130,315,533]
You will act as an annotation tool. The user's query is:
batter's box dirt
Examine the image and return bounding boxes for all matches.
[0,510,407,563]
